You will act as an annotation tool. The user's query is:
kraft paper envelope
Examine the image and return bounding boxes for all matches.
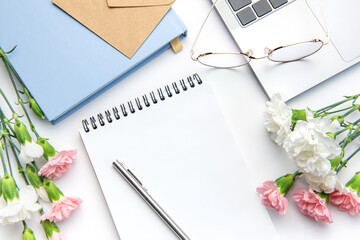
[52,0,175,58]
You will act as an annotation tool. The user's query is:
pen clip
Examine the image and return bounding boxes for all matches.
[118,161,148,192]
[128,169,148,191]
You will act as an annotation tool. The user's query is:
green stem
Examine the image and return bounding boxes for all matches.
[3,137,13,177]
[0,106,16,143]
[336,146,360,173]
[0,53,40,140]
[334,128,348,136]
[354,119,360,126]
[0,146,8,175]
[0,47,25,88]
[11,144,28,184]
[3,122,28,184]
[315,95,359,114]
[0,89,16,114]
[0,125,8,175]
[5,120,16,137]
[0,50,41,139]
[327,106,354,115]
[342,106,358,118]
[5,135,20,153]
[1,54,21,100]
[294,170,302,177]
[340,126,360,148]
[18,99,40,138]
[314,106,355,118]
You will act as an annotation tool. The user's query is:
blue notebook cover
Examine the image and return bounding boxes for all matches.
[0,0,187,123]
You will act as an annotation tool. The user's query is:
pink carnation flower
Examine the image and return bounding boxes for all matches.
[38,150,77,179]
[40,196,82,222]
[330,190,360,215]
[293,187,333,223]
[50,232,66,240]
[256,181,288,215]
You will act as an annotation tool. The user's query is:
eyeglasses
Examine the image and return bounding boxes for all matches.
[190,0,330,68]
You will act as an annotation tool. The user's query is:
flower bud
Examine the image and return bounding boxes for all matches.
[22,226,36,240]
[26,164,43,189]
[275,173,298,195]
[2,174,19,201]
[346,172,360,196]
[29,97,46,119]
[43,179,63,203]
[23,88,31,97]
[37,138,56,160]
[42,220,64,239]
[14,118,32,145]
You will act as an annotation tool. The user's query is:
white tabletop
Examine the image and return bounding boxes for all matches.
[1,0,360,239]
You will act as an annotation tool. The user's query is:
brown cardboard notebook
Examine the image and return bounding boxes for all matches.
[52,0,175,58]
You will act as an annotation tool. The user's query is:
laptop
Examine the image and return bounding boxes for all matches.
[212,0,360,99]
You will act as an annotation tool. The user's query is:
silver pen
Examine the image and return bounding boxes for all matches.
[112,160,191,240]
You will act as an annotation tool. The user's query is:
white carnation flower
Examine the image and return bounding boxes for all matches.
[283,118,341,176]
[303,172,337,193]
[264,93,292,146]
[19,140,44,164]
[309,116,341,134]
[0,185,41,224]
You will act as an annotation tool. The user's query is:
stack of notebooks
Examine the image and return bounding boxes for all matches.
[0,0,187,123]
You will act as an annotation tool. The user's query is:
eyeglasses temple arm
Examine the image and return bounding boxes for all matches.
[316,0,330,40]
[190,0,219,61]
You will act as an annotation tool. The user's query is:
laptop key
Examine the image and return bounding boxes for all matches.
[236,7,257,26]
[269,0,288,9]
[252,0,272,17]
[228,0,252,12]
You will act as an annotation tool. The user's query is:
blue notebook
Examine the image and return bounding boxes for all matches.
[0,0,186,124]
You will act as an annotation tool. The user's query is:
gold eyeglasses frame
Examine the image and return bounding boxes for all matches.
[190,0,330,68]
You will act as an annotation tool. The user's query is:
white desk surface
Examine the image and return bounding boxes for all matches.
[1,0,360,239]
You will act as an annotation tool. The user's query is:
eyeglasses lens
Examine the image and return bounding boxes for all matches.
[267,40,323,62]
[197,53,251,68]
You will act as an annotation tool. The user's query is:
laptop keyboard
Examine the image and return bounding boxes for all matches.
[227,0,288,26]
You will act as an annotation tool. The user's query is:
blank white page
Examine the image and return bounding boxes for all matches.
[80,79,278,240]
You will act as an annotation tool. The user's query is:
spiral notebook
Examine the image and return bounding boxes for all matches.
[79,74,278,240]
